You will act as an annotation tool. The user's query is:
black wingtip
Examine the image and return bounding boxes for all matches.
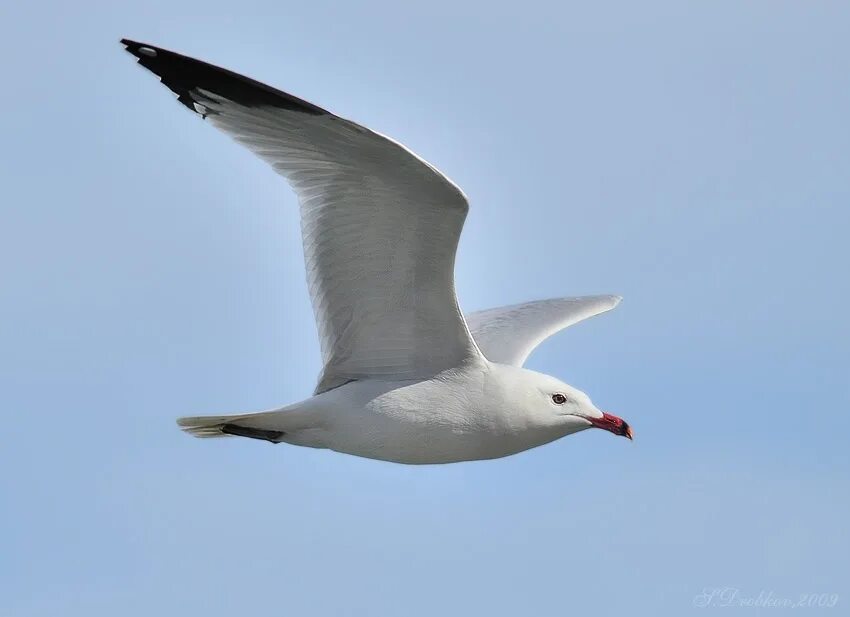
[119,38,328,117]
[120,39,157,61]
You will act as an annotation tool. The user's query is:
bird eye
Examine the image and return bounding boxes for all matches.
[552,393,567,405]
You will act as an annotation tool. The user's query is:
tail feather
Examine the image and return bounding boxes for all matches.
[177,415,242,438]
[176,408,300,442]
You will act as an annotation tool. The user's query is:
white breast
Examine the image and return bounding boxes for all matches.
[303,366,571,464]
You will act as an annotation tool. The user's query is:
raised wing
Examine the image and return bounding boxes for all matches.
[465,296,621,366]
[122,40,483,393]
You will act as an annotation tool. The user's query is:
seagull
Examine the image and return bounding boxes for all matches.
[121,39,632,464]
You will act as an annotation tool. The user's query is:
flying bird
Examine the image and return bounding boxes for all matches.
[121,39,632,464]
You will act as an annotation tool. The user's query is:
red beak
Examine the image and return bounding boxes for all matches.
[589,411,633,440]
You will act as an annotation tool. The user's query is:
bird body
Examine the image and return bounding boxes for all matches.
[183,362,598,464]
[122,40,633,464]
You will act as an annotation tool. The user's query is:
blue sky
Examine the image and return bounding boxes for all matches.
[2,1,848,615]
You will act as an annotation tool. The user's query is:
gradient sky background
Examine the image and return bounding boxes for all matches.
[2,1,849,615]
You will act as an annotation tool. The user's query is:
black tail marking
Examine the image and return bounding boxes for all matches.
[220,423,285,443]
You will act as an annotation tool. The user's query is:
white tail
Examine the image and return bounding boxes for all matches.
[177,405,312,442]
[177,414,244,438]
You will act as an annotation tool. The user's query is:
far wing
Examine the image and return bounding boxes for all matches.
[465,296,621,366]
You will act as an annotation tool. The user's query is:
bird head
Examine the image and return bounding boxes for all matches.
[506,367,633,440]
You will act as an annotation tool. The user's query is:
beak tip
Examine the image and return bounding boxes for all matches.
[591,412,633,441]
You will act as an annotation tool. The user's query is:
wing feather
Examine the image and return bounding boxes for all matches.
[122,40,482,392]
[466,296,621,366]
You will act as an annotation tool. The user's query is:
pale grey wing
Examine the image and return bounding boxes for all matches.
[465,296,621,366]
[122,40,483,393]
